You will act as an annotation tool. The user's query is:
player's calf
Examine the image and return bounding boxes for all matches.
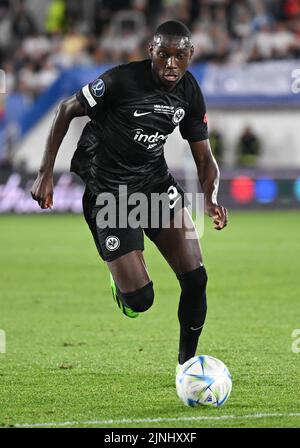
[176,265,208,364]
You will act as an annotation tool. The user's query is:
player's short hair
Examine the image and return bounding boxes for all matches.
[154,20,191,39]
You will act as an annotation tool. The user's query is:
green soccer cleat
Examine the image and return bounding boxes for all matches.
[110,273,139,318]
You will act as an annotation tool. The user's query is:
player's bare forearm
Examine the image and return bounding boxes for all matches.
[189,140,228,230]
[39,95,86,174]
[189,140,219,206]
[31,95,86,209]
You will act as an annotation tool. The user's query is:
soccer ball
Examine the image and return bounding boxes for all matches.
[176,355,232,407]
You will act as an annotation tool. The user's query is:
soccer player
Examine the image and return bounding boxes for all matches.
[31,20,228,370]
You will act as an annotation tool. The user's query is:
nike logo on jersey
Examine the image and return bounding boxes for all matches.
[134,110,151,117]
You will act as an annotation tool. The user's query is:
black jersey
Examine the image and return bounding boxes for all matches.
[71,59,208,195]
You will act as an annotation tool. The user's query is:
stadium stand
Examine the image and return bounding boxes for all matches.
[0,0,300,210]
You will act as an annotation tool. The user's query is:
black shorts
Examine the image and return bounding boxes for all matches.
[82,173,187,262]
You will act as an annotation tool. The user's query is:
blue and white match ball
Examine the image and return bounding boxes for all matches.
[176,355,232,407]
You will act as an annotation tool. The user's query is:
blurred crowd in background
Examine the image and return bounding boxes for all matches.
[0,0,300,100]
[0,0,299,173]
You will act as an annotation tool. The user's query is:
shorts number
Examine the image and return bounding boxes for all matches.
[167,185,179,209]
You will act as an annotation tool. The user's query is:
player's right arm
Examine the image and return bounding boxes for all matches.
[31,95,86,209]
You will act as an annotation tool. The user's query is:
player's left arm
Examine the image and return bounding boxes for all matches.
[189,139,228,231]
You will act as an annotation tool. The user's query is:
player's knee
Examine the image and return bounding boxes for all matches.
[177,265,208,295]
[122,281,154,313]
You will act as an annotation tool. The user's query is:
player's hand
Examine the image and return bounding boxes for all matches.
[206,203,228,231]
[30,171,53,209]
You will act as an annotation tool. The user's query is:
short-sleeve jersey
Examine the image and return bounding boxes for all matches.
[71,59,208,195]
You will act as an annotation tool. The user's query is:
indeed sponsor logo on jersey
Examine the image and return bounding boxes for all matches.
[133,128,167,149]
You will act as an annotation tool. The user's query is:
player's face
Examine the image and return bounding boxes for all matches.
[149,35,194,90]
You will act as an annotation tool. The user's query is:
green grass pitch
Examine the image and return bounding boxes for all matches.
[0,211,299,428]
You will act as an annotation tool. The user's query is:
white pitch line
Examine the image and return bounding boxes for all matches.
[10,412,300,428]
